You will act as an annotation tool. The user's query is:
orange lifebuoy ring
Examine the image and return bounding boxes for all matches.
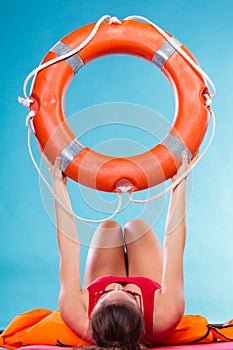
[30,19,209,192]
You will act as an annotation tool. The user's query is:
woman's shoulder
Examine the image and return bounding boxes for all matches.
[59,289,91,339]
[151,290,184,343]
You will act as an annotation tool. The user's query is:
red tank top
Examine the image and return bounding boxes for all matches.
[87,276,161,342]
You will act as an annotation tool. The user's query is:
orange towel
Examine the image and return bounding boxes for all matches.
[158,315,213,345]
[208,319,233,342]
[0,309,87,349]
[0,309,52,349]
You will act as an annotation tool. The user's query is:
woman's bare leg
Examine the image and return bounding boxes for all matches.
[84,221,127,287]
[124,219,163,284]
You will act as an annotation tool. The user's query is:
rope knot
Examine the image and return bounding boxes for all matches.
[204,93,212,107]
[109,16,122,25]
[18,96,34,107]
[25,110,36,127]
[117,185,133,193]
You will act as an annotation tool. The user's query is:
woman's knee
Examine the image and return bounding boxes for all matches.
[92,220,123,248]
[124,219,151,243]
[98,220,122,231]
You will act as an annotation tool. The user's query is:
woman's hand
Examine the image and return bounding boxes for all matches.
[41,152,67,186]
[172,151,198,183]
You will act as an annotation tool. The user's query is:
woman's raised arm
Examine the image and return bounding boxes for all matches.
[154,151,194,340]
[42,154,89,337]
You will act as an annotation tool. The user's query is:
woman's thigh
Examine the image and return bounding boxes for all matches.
[84,221,127,287]
[124,219,163,284]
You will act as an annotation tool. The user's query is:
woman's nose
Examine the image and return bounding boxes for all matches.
[114,284,123,291]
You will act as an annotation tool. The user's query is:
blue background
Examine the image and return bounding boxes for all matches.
[1,0,233,330]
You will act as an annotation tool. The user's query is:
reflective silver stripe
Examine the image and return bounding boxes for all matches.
[152,37,182,69]
[161,133,192,162]
[59,138,84,172]
[50,41,84,73]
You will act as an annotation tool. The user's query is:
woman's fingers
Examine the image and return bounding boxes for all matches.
[54,156,62,169]
[181,150,188,166]
[40,149,67,184]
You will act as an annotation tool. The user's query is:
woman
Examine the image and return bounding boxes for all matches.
[43,150,192,348]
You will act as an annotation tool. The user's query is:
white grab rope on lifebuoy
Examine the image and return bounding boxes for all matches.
[27,122,126,223]
[124,15,216,99]
[128,109,216,204]
[18,15,121,107]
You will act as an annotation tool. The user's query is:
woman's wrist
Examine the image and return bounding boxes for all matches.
[53,178,67,191]
[172,177,187,192]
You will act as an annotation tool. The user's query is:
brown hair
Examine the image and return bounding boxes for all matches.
[88,299,145,350]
